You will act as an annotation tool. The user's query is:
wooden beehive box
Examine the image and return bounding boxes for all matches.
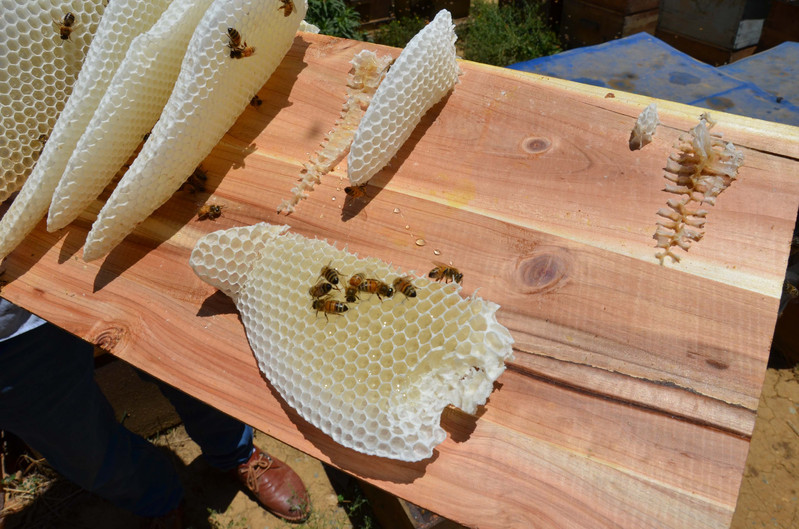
[560,0,660,48]
[656,0,770,65]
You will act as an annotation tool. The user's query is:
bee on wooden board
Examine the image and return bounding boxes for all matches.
[197,204,224,220]
[344,184,369,199]
[392,276,417,298]
[308,280,338,298]
[428,261,463,284]
[312,297,348,321]
[344,286,359,303]
[358,278,394,300]
[319,262,341,285]
[55,12,77,41]
[278,0,296,16]
[227,27,255,59]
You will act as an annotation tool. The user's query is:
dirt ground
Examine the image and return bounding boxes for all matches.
[729,367,799,529]
[2,366,798,528]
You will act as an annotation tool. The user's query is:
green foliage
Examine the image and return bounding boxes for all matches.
[458,0,562,66]
[372,16,428,48]
[306,0,368,41]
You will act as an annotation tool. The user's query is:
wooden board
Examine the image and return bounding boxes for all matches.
[3,32,799,529]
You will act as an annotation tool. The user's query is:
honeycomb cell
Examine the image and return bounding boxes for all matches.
[190,223,515,461]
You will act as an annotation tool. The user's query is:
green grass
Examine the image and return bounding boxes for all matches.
[306,0,368,41]
[371,16,428,48]
[457,0,562,66]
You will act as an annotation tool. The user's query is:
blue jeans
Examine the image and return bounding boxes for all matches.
[0,322,254,517]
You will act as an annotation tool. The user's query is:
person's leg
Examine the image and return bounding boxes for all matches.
[143,377,254,470]
[145,376,310,521]
[0,323,183,517]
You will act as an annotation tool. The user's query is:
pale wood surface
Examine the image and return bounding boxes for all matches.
[3,33,799,529]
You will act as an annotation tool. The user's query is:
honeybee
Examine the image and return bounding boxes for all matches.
[197,204,224,220]
[312,297,348,321]
[348,273,365,288]
[278,0,295,16]
[56,12,76,40]
[428,261,463,284]
[344,286,359,303]
[392,276,417,298]
[344,184,368,199]
[227,27,255,59]
[250,95,263,107]
[37,134,48,155]
[181,166,208,193]
[358,278,394,300]
[308,280,338,298]
[319,262,340,285]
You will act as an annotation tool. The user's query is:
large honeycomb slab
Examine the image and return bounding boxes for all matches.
[47,0,216,232]
[190,223,514,461]
[0,0,106,203]
[0,0,174,261]
[83,0,306,261]
[347,9,460,186]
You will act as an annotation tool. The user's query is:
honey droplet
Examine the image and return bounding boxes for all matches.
[433,249,441,255]
[405,225,410,230]
[393,208,400,214]
[415,238,426,246]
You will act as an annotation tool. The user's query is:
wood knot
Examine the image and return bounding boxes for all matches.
[521,136,551,154]
[95,327,123,352]
[514,249,569,293]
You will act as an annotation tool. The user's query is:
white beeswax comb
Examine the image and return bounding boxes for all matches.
[0,0,174,261]
[629,102,660,151]
[47,0,215,232]
[190,223,514,461]
[83,0,306,261]
[0,0,106,203]
[347,9,460,186]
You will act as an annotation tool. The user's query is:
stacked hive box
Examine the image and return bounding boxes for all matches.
[655,0,770,65]
[560,0,659,48]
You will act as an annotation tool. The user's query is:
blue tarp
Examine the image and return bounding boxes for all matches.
[508,33,799,126]
[718,41,799,102]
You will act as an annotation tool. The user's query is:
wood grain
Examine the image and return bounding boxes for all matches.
[3,32,798,529]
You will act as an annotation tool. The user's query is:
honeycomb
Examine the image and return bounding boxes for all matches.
[629,102,659,150]
[654,113,744,264]
[189,223,514,461]
[0,0,106,203]
[347,9,461,186]
[0,0,174,261]
[83,0,307,261]
[277,49,394,214]
[47,0,216,232]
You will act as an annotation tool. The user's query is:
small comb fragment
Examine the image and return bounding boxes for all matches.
[277,49,394,214]
[654,113,744,264]
[629,102,660,151]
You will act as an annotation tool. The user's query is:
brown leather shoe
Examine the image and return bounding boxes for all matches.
[234,446,311,522]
